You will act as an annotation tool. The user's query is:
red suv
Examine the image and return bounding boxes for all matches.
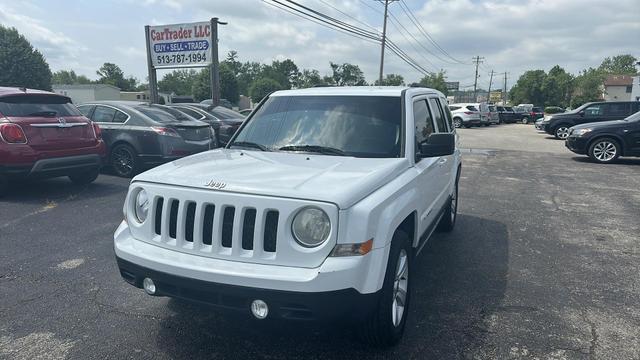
[0,87,106,196]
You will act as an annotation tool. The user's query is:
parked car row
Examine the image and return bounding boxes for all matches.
[533,100,640,163]
[0,86,248,195]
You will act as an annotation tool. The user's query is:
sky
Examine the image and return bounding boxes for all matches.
[1,0,638,92]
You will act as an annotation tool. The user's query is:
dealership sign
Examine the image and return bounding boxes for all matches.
[148,22,212,68]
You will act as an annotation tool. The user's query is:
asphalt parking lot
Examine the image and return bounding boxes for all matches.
[1,124,639,360]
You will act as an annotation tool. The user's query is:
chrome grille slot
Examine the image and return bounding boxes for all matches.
[264,211,279,253]
[202,204,215,245]
[221,207,235,248]
[242,209,257,250]
[185,202,196,242]
[169,200,179,239]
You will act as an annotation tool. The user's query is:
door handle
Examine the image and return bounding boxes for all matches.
[438,158,447,165]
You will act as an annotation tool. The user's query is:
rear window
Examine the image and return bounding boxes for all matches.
[532,107,543,112]
[449,106,461,111]
[210,106,242,120]
[134,105,194,123]
[465,105,478,112]
[0,94,81,117]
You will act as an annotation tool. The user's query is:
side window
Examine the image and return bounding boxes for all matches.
[439,98,453,132]
[92,106,116,123]
[113,110,129,123]
[412,99,434,159]
[428,98,447,133]
[584,104,606,117]
[176,107,204,120]
[77,105,94,118]
[607,103,629,116]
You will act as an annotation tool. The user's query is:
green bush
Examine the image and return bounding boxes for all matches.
[544,106,565,114]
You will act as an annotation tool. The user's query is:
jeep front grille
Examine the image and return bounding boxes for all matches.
[128,183,337,267]
[153,196,279,254]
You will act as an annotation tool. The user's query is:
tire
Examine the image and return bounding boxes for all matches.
[484,123,490,127]
[588,137,621,164]
[554,125,571,140]
[453,118,463,128]
[521,117,529,124]
[360,230,411,347]
[69,169,99,185]
[111,144,139,178]
[437,171,459,232]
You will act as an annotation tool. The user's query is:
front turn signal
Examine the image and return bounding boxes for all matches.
[330,238,373,257]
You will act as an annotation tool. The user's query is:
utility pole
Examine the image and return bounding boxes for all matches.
[503,72,508,104]
[144,25,158,104]
[487,70,494,101]
[210,17,227,106]
[472,56,484,102]
[378,0,398,84]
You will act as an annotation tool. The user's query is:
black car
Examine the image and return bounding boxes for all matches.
[169,104,244,145]
[496,106,517,123]
[566,110,640,163]
[77,101,216,177]
[543,101,640,139]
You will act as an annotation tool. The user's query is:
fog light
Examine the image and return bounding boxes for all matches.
[143,278,156,295]
[251,300,268,319]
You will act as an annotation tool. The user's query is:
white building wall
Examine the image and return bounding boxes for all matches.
[95,87,120,101]
[631,76,640,102]
[604,85,631,101]
[53,88,96,104]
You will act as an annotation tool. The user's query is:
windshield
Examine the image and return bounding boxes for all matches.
[0,94,81,117]
[231,95,402,158]
[626,110,640,122]
[135,105,196,123]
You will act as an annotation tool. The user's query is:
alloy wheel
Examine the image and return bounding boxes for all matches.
[592,141,617,162]
[454,119,462,128]
[556,127,570,139]
[113,148,134,176]
[392,249,409,327]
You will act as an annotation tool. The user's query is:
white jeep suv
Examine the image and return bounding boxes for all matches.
[114,86,462,346]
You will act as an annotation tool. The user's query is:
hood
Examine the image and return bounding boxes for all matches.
[572,120,627,130]
[133,149,410,209]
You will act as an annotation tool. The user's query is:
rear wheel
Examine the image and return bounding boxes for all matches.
[69,169,99,185]
[588,138,620,163]
[438,173,459,232]
[360,230,411,347]
[554,125,571,140]
[453,118,463,128]
[521,117,529,124]
[111,144,139,178]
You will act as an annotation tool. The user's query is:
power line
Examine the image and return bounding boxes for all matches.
[398,0,469,65]
[386,10,440,71]
[317,0,379,33]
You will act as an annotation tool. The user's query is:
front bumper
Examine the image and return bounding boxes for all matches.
[117,257,380,321]
[114,222,389,319]
[565,136,588,154]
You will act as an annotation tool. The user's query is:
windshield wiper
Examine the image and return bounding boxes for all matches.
[278,145,346,156]
[229,141,269,151]
[26,111,57,117]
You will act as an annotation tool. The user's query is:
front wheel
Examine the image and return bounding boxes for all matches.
[588,138,620,163]
[453,118,463,128]
[69,169,99,185]
[360,231,411,347]
[521,117,529,124]
[554,125,571,140]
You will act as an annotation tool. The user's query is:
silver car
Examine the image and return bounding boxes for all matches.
[449,103,482,128]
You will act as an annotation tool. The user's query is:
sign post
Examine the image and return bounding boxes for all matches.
[145,20,222,104]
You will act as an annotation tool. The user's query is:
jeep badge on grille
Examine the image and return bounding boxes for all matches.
[205,180,227,189]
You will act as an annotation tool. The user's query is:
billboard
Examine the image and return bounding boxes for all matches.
[445,81,459,91]
[148,22,212,68]
[489,91,503,102]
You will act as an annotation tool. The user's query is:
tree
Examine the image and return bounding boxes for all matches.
[51,70,92,85]
[0,25,52,90]
[237,61,263,95]
[330,62,366,86]
[191,68,210,102]
[295,69,328,88]
[542,65,573,107]
[249,78,282,103]
[158,69,198,95]
[417,71,448,96]
[374,73,405,86]
[572,68,604,107]
[509,70,547,105]
[598,55,638,75]
[191,66,240,103]
[96,62,137,91]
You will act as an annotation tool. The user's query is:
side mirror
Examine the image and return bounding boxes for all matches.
[578,110,585,117]
[418,133,455,158]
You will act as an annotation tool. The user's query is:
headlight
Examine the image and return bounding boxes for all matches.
[134,189,150,223]
[291,207,331,247]
[573,128,592,136]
